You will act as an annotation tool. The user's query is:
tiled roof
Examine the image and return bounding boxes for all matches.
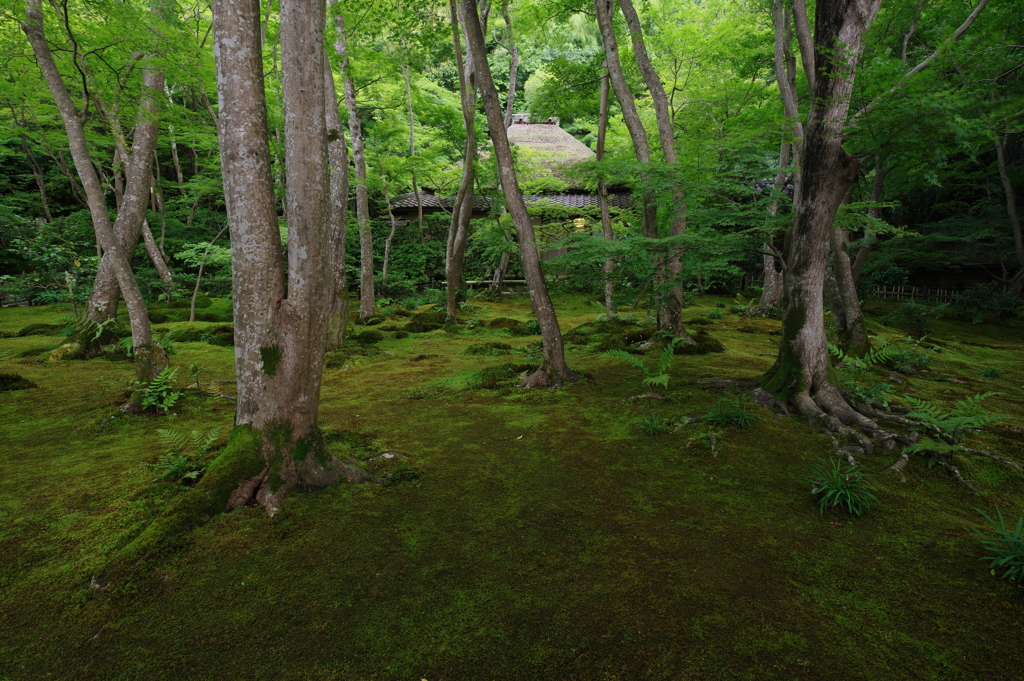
[391,191,633,211]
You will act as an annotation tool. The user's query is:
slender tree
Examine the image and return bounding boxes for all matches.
[324,47,351,351]
[21,0,166,384]
[463,0,578,388]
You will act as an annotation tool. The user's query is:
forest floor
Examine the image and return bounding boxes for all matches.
[1,293,1022,680]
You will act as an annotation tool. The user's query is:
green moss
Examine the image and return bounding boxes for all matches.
[260,345,282,376]
[0,372,39,391]
[16,322,62,337]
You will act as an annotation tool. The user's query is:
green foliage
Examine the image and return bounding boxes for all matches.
[949,284,1024,324]
[703,397,757,427]
[0,372,39,391]
[971,508,1024,586]
[636,414,668,436]
[149,426,223,484]
[804,457,878,517]
[882,300,945,338]
[904,393,1004,441]
[705,310,724,320]
[601,339,680,388]
[978,367,1004,378]
[139,368,182,413]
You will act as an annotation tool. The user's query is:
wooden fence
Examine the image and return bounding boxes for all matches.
[873,285,960,303]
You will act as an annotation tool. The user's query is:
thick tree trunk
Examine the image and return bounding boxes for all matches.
[331,10,375,319]
[759,0,889,446]
[211,0,364,518]
[463,0,578,388]
[447,0,477,319]
[325,46,350,351]
[22,0,165,384]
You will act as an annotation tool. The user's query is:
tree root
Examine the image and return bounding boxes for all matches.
[963,448,1024,472]
[931,453,980,495]
[519,365,581,389]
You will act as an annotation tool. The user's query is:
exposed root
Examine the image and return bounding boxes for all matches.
[697,379,758,390]
[519,365,581,389]
[879,452,910,482]
[963,448,1024,472]
[931,454,980,495]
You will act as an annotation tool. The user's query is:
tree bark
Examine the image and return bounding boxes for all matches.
[446,0,477,319]
[759,0,889,444]
[331,7,375,319]
[210,0,362,518]
[463,0,578,388]
[325,46,350,351]
[22,0,165,384]
[828,215,870,356]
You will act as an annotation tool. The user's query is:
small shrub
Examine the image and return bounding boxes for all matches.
[971,507,1024,585]
[762,305,781,320]
[703,397,757,427]
[882,300,945,338]
[978,367,1004,378]
[637,414,668,436]
[393,330,409,339]
[705,310,724,320]
[949,283,1024,323]
[714,301,726,308]
[804,457,878,516]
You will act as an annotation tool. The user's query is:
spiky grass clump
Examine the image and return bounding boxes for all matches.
[972,507,1024,585]
[637,414,668,436]
[804,457,878,516]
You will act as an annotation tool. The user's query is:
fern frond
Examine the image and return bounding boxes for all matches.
[643,374,671,388]
[903,437,959,455]
[601,349,648,373]
[155,428,187,453]
[951,392,1004,417]
[656,345,674,375]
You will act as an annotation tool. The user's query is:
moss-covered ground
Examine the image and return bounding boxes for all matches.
[1,294,1022,680]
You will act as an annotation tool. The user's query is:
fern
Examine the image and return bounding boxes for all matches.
[140,367,181,412]
[905,393,1004,440]
[602,342,677,389]
[150,426,223,483]
[601,349,648,373]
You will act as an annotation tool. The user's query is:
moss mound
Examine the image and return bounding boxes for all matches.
[462,342,514,356]
[471,362,536,390]
[209,333,234,347]
[0,372,39,391]
[674,329,726,355]
[148,310,170,324]
[16,323,62,337]
[351,330,384,345]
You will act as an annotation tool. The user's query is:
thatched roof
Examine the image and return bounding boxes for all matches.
[506,123,595,169]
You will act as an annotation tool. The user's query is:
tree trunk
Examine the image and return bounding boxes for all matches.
[332,10,375,319]
[850,155,890,283]
[210,0,364,519]
[447,0,477,320]
[89,75,173,320]
[463,0,578,388]
[22,0,165,385]
[189,225,228,323]
[324,45,350,351]
[501,1,519,129]
[618,0,688,337]
[17,132,52,221]
[829,223,871,357]
[594,0,665,325]
[401,64,424,235]
[759,0,890,446]
[758,142,790,311]
[995,135,1024,271]
[377,148,399,284]
[596,66,617,318]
